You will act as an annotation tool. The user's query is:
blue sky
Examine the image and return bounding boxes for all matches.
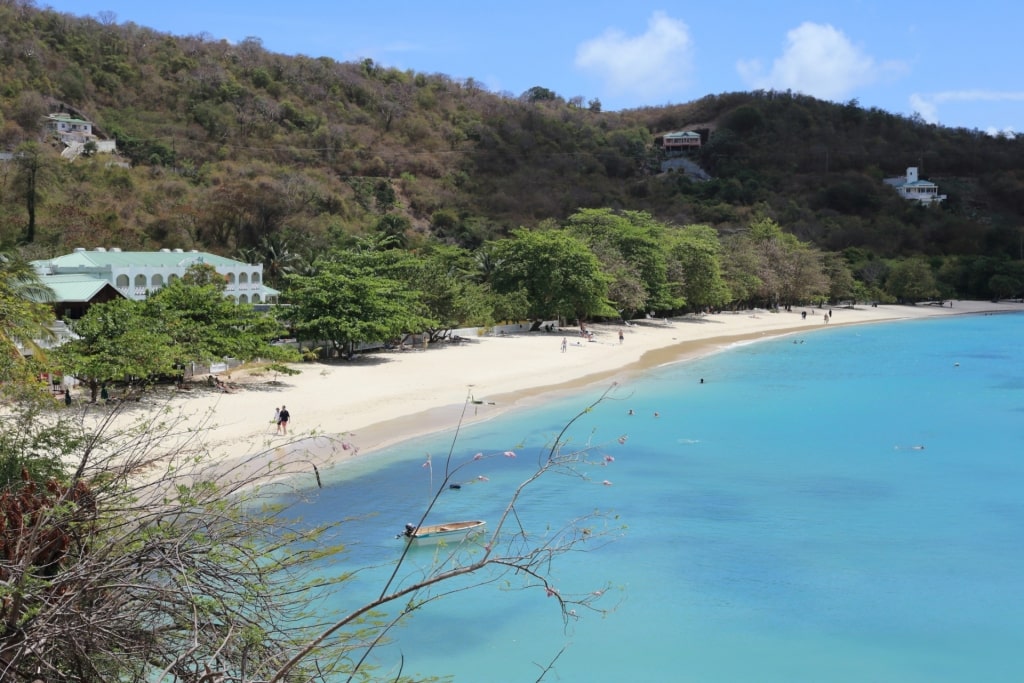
[43,1,1021,136]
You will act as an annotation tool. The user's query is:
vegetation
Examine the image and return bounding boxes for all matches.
[55,264,296,399]
[0,2,1021,308]
[0,3,1021,678]
[0,356,622,681]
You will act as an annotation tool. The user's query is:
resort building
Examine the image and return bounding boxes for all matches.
[32,248,278,318]
[884,167,946,205]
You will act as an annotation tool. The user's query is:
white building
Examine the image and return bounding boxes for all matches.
[884,167,946,205]
[32,248,277,311]
[44,113,120,161]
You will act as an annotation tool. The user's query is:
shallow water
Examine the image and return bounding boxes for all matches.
[290,313,1024,682]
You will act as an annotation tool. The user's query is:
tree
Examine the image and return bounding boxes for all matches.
[12,142,57,244]
[738,217,829,307]
[823,252,858,302]
[56,297,176,401]
[488,228,613,324]
[146,266,295,364]
[885,257,940,303]
[284,259,435,357]
[988,273,1021,301]
[523,85,558,103]
[0,404,352,681]
[720,233,763,308]
[665,224,731,311]
[566,209,680,317]
[0,252,56,382]
[408,245,494,340]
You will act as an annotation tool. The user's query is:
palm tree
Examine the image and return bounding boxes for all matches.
[238,235,304,288]
[0,252,56,366]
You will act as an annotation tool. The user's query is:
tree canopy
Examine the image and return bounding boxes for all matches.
[488,228,614,322]
[284,257,435,355]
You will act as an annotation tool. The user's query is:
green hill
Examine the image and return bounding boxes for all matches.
[1,2,1022,298]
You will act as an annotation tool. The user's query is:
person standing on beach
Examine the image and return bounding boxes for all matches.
[561,337,567,353]
[278,406,290,435]
[619,329,624,344]
[272,407,281,432]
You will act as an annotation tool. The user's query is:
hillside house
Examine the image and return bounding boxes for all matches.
[45,113,93,138]
[662,130,702,153]
[43,113,118,160]
[32,248,278,318]
[884,167,946,205]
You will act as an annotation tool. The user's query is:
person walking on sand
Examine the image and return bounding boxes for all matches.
[278,405,290,435]
[561,337,567,353]
[272,407,281,432]
[619,329,624,344]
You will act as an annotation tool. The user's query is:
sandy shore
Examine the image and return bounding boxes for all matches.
[84,301,1024,477]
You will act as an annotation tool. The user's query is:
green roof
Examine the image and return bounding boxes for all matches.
[40,249,254,269]
[35,274,121,303]
[46,114,92,125]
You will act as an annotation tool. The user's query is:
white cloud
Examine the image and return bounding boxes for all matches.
[910,89,1024,134]
[575,12,694,100]
[909,93,939,123]
[737,22,906,101]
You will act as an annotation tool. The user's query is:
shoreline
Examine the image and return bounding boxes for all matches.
[84,301,1024,481]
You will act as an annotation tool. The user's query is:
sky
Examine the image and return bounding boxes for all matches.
[41,1,1021,136]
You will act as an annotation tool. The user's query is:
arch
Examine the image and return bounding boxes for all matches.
[252,294,261,303]
[238,294,249,304]
[168,274,180,284]
[134,274,146,287]
[252,272,262,284]
[151,274,165,288]
[115,274,129,288]
[239,272,249,284]
[226,272,236,285]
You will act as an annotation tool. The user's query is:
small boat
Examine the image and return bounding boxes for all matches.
[400,520,486,545]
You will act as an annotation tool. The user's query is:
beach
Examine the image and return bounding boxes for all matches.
[87,301,1024,477]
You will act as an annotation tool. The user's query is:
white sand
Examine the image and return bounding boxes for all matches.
[85,301,1024,476]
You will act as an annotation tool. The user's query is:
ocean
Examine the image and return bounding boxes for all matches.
[289,312,1024,682]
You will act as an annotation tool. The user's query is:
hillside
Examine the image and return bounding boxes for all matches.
[1,2,1022,272]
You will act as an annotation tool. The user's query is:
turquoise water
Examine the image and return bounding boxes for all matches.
[293,313,1024,682]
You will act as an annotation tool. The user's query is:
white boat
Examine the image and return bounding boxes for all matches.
[400,520,486,546]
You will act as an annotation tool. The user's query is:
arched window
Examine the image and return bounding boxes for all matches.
[134,274,146,287]
[238,294,249,304]
[252,294,261,303]
[226,272,236,285]
[252,272,262,284]
[116,274,129,288]
[151,274,164,289]
[168,274,180,284]
[239,272,249,284]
